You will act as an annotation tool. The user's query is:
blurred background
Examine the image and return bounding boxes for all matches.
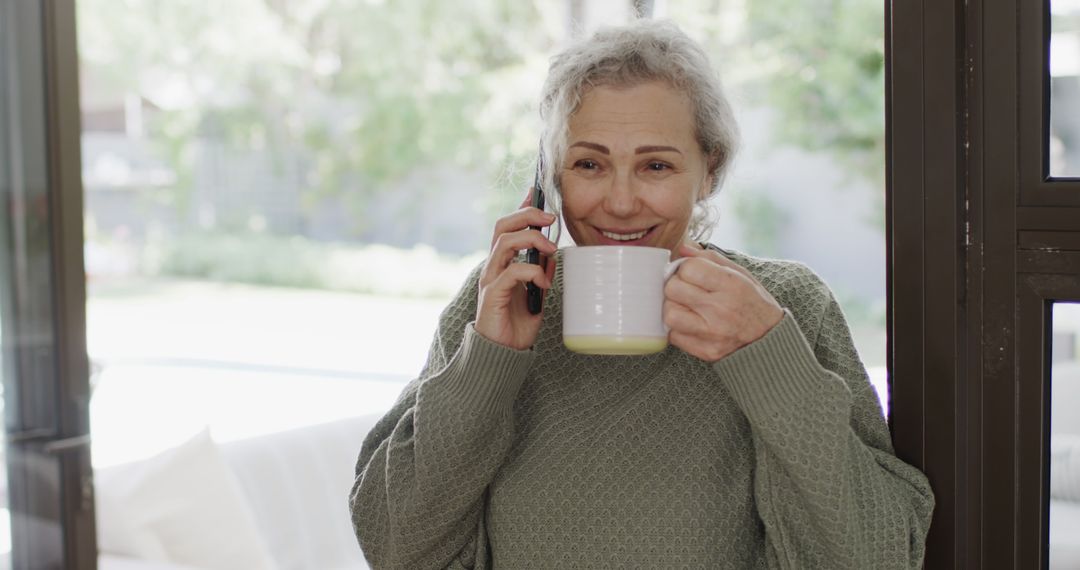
[68,0,1080,463]
[76,0,897,470]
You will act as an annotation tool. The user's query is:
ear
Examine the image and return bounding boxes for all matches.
[707,148,725,173]
[700,175,715,201]
[696,169,716,202]
[699,151,722,200]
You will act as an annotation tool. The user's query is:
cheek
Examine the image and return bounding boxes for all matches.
[559,194,592,244]
[650,184,698,220]
[559,180,601,220]
[559,194,582,222]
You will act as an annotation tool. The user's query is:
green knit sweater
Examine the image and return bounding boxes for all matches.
[350,246,934,569]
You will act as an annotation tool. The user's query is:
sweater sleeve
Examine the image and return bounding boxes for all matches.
[349,268,534,570]
[712,299,935,569]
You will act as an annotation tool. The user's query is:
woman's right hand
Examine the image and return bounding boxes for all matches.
[474,192,558,350]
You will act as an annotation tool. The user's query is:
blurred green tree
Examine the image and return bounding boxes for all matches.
[742,0,885,185]
[78,0,884,236]
[669,0,886,226]
[78,0,553,234]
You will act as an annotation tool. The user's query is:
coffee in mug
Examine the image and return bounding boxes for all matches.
[561,246,686,355]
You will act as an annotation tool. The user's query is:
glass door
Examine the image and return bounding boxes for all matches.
[1,0,96,568]
[1050,302,1080,568]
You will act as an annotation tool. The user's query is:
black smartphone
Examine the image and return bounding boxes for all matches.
[526,151,546,315]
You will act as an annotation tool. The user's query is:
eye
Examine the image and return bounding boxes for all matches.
[574,159,599,170]
[646,161,671,172]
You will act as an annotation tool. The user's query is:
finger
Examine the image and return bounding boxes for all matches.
[677,243,709,259]
[671,257,744,293]
[664,273,714,312]
[521,185,547,207]
[668,328,691,352]
[668,329,698,354]
[544,253,557,283]
[663,299,708,335]
[668,329,724,363]
[536,253,559,304]
[481,229,557,285]
[678,244,756,281]
[491,206,556,250]
[484,261,553,303]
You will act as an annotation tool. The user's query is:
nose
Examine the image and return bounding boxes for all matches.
[602,168,641,218]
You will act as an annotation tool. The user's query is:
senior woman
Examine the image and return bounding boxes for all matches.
[350,20,934,569]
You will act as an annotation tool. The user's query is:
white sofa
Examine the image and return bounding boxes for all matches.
[90,363,1080,569]
[95,413,382,570]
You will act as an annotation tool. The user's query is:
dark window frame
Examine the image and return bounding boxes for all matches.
[1015,276,1080,569]
[889,0,1080,567]
[1020,0,1080,202]
[886,0,968,566]
[0,0,95,568]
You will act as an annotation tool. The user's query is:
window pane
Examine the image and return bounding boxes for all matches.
[1050,0,1080,177]
[1,4,13,558]
[1,1,70,567]
[1051,301,1080,568]
[664,0,890,411]
[79,3,555,567]
[79,0,890,566]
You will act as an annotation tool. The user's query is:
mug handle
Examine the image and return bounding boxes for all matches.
[660,257,690,335]
[663,257,689,281]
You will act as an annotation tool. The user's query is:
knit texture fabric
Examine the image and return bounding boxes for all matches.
[350,246,935,569]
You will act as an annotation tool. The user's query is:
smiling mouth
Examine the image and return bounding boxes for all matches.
[598,226,655,242]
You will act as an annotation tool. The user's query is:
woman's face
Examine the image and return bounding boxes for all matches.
[559,81,713,257]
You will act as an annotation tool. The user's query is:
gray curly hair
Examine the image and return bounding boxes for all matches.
[538,19,739,241]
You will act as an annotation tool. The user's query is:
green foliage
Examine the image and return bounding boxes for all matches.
[731,190,790,257]
[78,0,553,230]
[742,0,886,183]
[79,0,887,239]
[158,232,327,289]
[156,231,484,298]
[669,0,886,226]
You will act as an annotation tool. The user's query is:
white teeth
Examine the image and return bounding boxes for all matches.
[601,229,648,241]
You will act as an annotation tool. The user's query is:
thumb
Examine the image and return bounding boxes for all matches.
[677,243,711,259]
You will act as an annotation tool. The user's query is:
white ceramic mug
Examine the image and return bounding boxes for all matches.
[562,246,687,355]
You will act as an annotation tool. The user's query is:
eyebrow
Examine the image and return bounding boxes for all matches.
[569,141,683,155]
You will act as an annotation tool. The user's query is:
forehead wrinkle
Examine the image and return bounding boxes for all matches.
[569,126,688,155]
[570,117,681,142]
[568,83,699,155]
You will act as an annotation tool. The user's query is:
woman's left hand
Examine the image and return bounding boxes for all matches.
[663,244,785,363]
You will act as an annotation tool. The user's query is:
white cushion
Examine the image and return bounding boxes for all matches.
[98,553,203,570]
[95,429,276,570]
[218,414,380,570]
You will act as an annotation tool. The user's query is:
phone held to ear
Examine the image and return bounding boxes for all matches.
[526,151,545,315]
